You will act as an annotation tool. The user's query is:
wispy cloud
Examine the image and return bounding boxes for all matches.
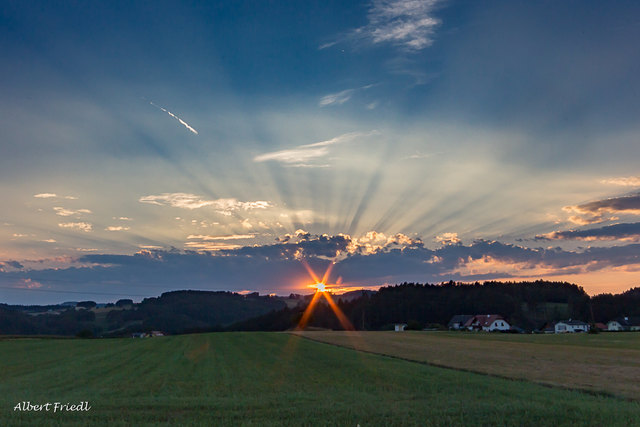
[150,101,199,135]
[564,194,640,224]
[58,222,93,232]
[183,241,243,251]
[357,0,443,51]
[53,207,92,217]
[106,226,130,231]
[139,193,271,214]
[253,131,378,167]
[601,176,640,187]
[319,84,376,107]
[187,234,255,241]
[536,222,640,242]
[319,89,356,107]
[34,193,77,200]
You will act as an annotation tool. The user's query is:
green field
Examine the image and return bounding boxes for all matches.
[2,333,639,426]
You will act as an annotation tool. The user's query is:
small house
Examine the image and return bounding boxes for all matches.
[554,319,589,333]
[394,323,407,332]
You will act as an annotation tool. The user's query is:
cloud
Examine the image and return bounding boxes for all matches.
[139,193,271,213]
[536,222,640,242]
[0,260,24,272]
[601,176,640,187]
[187,234,255,241]
[34,193,77,199]
[150,101,198,135]
[5,231,640,302]
[53,207,92,217]
[435,232,460,245]
[106,226,130,231]
[319,84,376,107]
[564,194,640,224]
[319,89,355,107]
[41,239,57,243]
[253,131,378,167]
[356,0,443,51]
[58,222,92,232]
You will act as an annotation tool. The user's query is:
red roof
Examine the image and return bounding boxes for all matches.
[466,314,505,328]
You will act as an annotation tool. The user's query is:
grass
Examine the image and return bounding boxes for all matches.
[0,332,638,426]
[295,331,640,400]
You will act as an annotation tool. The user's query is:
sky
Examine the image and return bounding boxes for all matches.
[1,0,640,304]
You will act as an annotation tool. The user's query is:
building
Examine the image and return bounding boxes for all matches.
[448,315,474,330]
[394,323,407,332]
[467,314,510,332]
[607,317,640,331]
[554,319,589,333]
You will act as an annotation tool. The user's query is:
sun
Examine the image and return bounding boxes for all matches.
[314,282,326,292]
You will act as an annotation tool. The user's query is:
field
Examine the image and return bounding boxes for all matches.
[1,333,639,426]
[295,331,640,400]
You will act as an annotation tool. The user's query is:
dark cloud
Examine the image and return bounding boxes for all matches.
[3,233,640,304]
[537,222,640,241]
[571,194,640,215]
[0,260,24,271]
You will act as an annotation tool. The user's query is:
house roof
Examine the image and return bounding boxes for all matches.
[557,319,588,326]
[448,315,474,327]
[469,314,506,327]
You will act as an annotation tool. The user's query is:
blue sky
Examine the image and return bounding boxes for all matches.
[2,0,640,304]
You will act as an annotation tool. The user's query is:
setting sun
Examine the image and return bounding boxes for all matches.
[314,282,326,292]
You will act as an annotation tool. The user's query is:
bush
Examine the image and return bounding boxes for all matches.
[76,329,94,339]
[406,320,424,330]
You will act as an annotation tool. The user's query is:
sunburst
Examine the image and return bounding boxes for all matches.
[296,259,354,331]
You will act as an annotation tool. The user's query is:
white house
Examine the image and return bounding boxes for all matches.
[468,314,510,332]
[394,323,407,332]
[554,319,589,333]
[607,317,640,331]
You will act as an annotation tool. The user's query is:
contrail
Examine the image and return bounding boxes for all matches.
[150,101,198,135]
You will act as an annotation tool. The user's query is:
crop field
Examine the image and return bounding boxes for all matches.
[295,331,640,400]
[2,333,639,426]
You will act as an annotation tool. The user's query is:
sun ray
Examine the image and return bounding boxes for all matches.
[296,290,322,330]
[323,291,355,331]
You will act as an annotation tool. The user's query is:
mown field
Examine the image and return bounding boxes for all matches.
[1,333,639,426]
[295,331,640,400]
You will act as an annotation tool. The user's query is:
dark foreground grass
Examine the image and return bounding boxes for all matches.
[1,333,639,426]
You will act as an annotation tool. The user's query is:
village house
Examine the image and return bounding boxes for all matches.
[467,314,510,332]
[554,319,589,333]
[394,323,407,332]
[607,316,640,331]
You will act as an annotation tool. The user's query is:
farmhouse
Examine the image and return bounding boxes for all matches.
[448,315,474,330]
[554,319,589,333]
[607,316,640,331]
[467,314,510,332]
